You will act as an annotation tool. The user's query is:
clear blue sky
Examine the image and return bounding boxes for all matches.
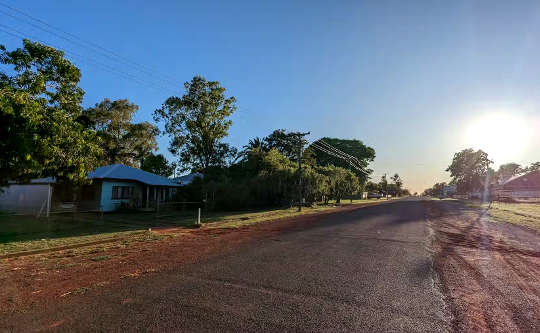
[2,0,540,193]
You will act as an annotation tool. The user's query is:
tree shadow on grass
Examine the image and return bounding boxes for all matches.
[0,210,199,248]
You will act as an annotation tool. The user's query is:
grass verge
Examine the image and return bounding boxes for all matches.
[0,199,388,256]
[465,201,540,232]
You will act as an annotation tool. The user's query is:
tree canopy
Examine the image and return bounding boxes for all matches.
[309,137,375,183]
[446,148,492,194]
[495,163,523,184]
[0,40,101,186]
[140,153,176,177]
[81,98,158,167]
[154,76,237,172]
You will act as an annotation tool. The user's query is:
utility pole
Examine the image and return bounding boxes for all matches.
[293,131,310,212]
[349,159,353,204]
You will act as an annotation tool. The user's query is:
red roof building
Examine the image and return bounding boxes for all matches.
[496,170,540,202]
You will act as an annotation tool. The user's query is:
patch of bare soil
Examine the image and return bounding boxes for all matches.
[427,200,540,333]
[0,203,366,315]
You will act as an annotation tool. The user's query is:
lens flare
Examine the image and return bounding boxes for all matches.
[464,112,533,164]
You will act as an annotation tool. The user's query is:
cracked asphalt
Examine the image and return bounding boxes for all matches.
[5,199,451,332]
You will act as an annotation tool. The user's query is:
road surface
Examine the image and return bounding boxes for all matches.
[5,199,451,332]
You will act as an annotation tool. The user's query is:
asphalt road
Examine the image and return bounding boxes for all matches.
[7,199,450,332]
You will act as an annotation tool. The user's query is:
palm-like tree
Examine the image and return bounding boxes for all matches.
[239,137,267,158]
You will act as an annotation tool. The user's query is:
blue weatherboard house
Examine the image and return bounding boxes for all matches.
[86,164,182,211]
[0,164,183,214]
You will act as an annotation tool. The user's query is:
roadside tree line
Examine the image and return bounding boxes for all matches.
[1,39,409,210]
[423,148,540,197]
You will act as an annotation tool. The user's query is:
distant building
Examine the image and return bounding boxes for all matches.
[0,164,182,215]
[494,170,540,202]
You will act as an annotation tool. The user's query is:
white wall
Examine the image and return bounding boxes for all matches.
[0,184,50,215]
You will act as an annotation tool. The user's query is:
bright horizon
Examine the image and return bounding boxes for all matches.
[2,0,540,193]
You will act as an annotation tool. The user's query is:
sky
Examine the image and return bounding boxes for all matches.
[1,0,539,193]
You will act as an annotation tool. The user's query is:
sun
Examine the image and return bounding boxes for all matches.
[464,112,532,164]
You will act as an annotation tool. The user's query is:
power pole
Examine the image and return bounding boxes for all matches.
[293,131,310,212]
[349,159,353,204]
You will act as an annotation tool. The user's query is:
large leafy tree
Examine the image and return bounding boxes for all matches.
[80,98,158,166]
[140,153,176,177]
[264,129,305,161]
[310,138,375,184]
[0,40,101,186]
[154,76,237,171]
[319,165,359,203]
[446,148,492,194]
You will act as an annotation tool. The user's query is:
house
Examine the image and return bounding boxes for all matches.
[0,164,182,215]
[494,170,540,203]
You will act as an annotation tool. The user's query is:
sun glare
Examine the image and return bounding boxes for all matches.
[464,112,532,164]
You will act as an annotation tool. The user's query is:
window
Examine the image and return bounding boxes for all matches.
[112,186,134,199]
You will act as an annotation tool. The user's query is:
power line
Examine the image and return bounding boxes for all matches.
[0,24,177,94]
[310,142,367,174]
[0,3,181,91]
[316,139,366,169]
[0,2,181,86]
[310,140,368,174]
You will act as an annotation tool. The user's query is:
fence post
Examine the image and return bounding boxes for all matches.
[46,183,51,218]
[197,207,201,226]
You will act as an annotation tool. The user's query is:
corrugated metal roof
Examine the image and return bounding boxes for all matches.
[502,170,540,190]
[30,177,56,184]
[88,164,181,187]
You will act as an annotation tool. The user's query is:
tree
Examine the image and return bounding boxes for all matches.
[525,162,540,173]
[81,98,158,166]
[154,76,237,172]
[140,153,176,177]
[0,40,101,186]
[390,173,403,196]
[263,129,304,160]
[243,137,266,152]
[364,181,379,193]
[310,138,375,184]
[319,165,359,203]
[495,163,523,184]
[379,174,388,195]
[446,148,492,194]
[423,182,447,197]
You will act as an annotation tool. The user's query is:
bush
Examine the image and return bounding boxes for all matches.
[179,149,362,210]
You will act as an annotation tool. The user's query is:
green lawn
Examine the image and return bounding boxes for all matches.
[0,210,195,256]
[0,199,386,256]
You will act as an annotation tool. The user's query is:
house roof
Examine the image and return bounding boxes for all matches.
[502,170,540,190]
[29,177,56,184]
[88,164,181,187]
[173,172,203,186]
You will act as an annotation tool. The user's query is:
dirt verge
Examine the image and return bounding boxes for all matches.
[427,200,540,332]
